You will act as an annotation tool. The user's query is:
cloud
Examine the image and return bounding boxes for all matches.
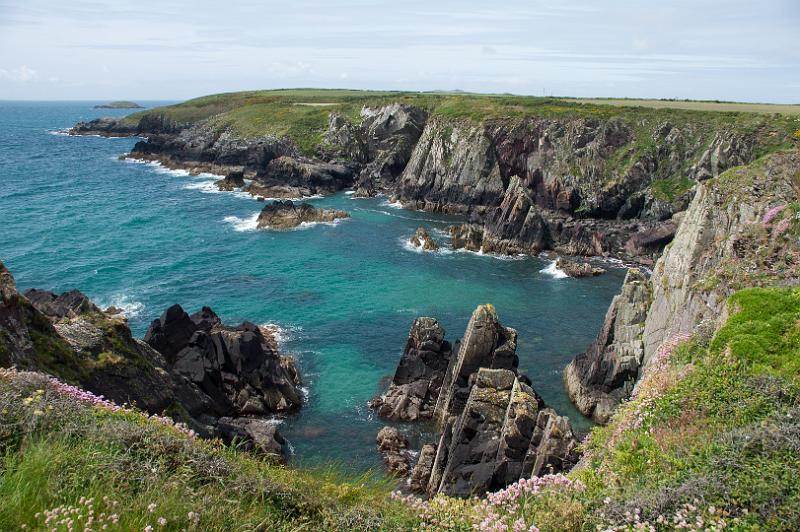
[0,65,39,82]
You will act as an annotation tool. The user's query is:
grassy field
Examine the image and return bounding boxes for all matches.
[126,89,800,159]
[568,97,800,115]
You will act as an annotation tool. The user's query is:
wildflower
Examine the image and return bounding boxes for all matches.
[762,204,786,227]
[157,517,167,526]
[144,526,153,532]
[147,503,157,513]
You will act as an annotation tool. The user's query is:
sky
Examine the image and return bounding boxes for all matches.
[0,0,798,102]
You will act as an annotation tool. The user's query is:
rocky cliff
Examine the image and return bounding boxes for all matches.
[565,149,800,422]
[0,262,303,456]
[70,93,797,261]
[372,305,580,497]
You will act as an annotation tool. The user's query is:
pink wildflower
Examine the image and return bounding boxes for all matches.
[763,204,786,227]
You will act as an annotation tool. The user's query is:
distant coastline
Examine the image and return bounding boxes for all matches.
[93,100,144,109]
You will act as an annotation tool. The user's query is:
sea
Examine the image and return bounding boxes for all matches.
[0,101,625,471]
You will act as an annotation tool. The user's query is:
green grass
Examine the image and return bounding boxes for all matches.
[0,371,419,531]
[574,286,800,530]
[125,89,800,161]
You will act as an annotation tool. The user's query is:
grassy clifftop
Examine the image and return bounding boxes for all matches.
[124,89,800,157]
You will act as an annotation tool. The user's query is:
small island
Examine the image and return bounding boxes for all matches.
[93,100,144,109]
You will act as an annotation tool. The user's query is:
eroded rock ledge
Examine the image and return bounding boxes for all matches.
[371,305,579,497]
[256,200,349,230]
[0,262,302,458]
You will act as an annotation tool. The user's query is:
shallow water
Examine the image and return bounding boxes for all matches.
[0,102,625,471]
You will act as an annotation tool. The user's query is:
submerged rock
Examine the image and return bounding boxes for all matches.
[369,317,452,421]
[564,268,652,423]
[409,227,439,252]
[256,200,349,230]
[555,258,606,278]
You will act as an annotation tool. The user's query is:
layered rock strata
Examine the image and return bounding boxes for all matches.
[373,305,579,497]
[70,102,774,260]
[565,149,800,423]
[563,268,651,423]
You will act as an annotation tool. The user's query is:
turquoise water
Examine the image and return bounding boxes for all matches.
[0,102,624,470]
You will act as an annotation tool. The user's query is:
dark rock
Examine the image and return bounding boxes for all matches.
[69,117,139,137]
[143,304,197,364]
[256,200,349,230]
[376,426,412,476]
[217,417,286,457]
[370,317,451,421]
[252,156,355,197]
[555,258,606,278]
[624,220,678,258]
[433,304,518,426]
[214,170,245,191]
[409,443,437,493]
[24,289,101,319]
[521,408,581,477]
[449,224,485,252]
[409,227,439,252]
[564,268,652,423]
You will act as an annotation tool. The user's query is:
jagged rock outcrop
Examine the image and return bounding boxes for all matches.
[24,288,101,318]
[376,426,412,477]
[449,224,486,252]
[555,258,606,278]
[369,317,452,421]
[256,200,349,229]
[408,227,439,252]
[327,104,429,188]
[642,150,800,366]
[247,156,355,198]
[0,263,301,457]
[565,150,800,423]
[564,269,652,424]
[433,305,519,426]
[420,369,579,497]
[144,304,303,416]
[375,305,579,496]
[396,119,504,214]
[215,170,245,191]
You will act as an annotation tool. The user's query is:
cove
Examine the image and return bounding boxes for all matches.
[0,102,625,471]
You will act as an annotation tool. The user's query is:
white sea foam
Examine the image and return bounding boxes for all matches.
[294,218,346,230]
[223,214,259,232]
[380,199,404,209]
[452,247,525,261]
[540,260,569,279]
[344,190,355,195]
[260,322,304,345]
[97,293,145,318]
[47,128,70,136]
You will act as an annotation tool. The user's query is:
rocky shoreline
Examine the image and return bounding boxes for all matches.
[0,261,302,458]
[69,97,774,264]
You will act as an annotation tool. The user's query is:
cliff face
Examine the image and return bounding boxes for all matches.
[0,263,303,456]
[565,149,800,421]
[372,305,580,498]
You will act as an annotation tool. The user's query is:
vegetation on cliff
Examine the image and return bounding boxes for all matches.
[3,286,797,530]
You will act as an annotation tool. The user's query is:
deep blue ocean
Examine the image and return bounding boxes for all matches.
[0,101,625,471]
